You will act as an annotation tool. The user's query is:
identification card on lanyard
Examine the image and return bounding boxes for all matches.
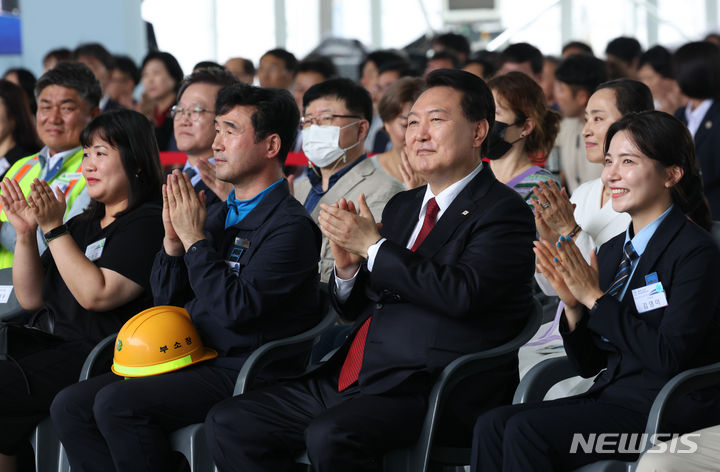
[85,238,106,262]
[226,237,250,273]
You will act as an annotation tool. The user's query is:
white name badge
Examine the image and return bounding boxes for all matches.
[0,158,10,176]
[85,238,106,262]
[0,285,12,304]
[631,282,668,314]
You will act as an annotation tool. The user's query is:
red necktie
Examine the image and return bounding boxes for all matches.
[337,197,440,391]
[410,197,440,251]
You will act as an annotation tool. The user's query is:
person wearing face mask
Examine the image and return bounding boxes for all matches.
[293,78,403,283]
[486,72,561,203]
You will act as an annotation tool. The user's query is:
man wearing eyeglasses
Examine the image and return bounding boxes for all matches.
[293,78,403,282]
[171,67,239,205]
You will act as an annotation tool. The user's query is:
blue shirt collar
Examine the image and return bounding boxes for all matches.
[225,178,283,229]
[623,204,674,257]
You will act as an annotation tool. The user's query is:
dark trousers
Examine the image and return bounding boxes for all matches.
[50,364,236,472]
[205,373,428,472]
[471,396,648,472]
[0,338,88,454]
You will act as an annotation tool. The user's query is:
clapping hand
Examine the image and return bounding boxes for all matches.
[165,170,207,251]
[532,181,576,240]
[536,236,603,310]
[0,178,38,237]
[28,179,66,233]
[319,194,381,275]
[321,198,365,279]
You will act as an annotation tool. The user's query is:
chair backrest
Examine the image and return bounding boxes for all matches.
[233,284,336,395]
[407,297,544,472]
[0,268,27,322]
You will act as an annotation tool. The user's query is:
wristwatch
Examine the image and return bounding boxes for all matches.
[44,224,69,242]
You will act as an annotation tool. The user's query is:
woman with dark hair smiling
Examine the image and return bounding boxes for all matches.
[0,109,163,470]
[472,111,720,471]
[0,79,42,178]
[533,79,654,297]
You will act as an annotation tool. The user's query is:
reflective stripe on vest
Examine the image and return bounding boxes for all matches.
[0,149,86,269]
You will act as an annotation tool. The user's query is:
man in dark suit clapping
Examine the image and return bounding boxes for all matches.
[206,68,537,472]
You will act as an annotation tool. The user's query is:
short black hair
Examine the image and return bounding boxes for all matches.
[240,58,256,77]
[262,48,298,73]
[80,109,163,217]
[43,47,73,67]
[428,50,461,69]
[595,79,654,115]
[638,45,673,79]
[605,36,643,64]
[562,41,594,56]
[193,60,224,72]
[378,60,417,78]
[74,42,115,71]
[554,54,608,95]
[177,67,239,102]
[673,41,720,99]
[432,32,471,57]
[216,84,300,166]
[303,77,373,123]
[425,68,494,156]
[359,50,406,77]
[35,62,102,109]
[112,55,140,85]
[465,50,500,78]
[141,51,184,93]
[296,55,337,80]
[500,43,544,75]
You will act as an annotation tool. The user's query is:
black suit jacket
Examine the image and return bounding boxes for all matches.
[675,103,720,219]
[327,165,536,397]
[561,205,720,414]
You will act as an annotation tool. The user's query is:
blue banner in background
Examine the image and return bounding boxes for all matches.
[0,13,22,54]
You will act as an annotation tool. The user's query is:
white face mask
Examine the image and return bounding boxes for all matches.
[302,121,362,168]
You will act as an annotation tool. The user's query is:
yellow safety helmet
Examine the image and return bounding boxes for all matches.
[112,305,217,377]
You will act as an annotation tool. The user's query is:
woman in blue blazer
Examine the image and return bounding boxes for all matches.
[472,111,720,471]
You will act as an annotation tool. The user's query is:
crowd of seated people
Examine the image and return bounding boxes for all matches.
[0,29,719,472]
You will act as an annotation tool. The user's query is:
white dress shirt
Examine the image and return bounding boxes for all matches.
[685,99,713,138]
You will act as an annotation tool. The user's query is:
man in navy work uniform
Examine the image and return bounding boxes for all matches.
[205,69,536,472]
[50,83,322,472]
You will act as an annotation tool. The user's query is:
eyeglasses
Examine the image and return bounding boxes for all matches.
[170,105,212,122]
[300,113,361,129]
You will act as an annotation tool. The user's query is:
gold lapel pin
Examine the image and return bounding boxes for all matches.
[706,121,712,129]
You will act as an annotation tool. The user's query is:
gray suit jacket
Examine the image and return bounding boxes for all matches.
[293,157,404,282]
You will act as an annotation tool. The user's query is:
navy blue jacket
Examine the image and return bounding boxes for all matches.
[561,205,720,413]
[151,180,322,372]
[327,165,536,397]
[675,103,720,219]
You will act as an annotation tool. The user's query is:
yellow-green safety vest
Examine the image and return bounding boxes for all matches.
[0,148,86,268]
